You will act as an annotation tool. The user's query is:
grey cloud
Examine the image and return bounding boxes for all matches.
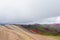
[0,0,60,24]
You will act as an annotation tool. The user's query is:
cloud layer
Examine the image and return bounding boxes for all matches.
[0,0,60,24]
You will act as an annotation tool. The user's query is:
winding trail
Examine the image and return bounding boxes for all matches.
[0,25,59,40]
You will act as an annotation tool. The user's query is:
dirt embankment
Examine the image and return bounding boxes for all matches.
[0,25,59,40]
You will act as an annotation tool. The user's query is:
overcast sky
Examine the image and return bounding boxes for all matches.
[0,0,60,24]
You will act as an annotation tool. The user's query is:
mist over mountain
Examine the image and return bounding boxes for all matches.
[40,16,60,24]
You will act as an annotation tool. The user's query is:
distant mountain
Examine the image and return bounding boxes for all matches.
[48,23,60,28]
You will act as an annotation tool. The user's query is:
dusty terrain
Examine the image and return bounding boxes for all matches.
[0,25,59,40]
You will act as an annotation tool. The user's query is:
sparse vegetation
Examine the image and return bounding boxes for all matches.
[20,24,60,36]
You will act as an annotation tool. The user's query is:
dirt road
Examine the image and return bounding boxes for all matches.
[0,25,59,40]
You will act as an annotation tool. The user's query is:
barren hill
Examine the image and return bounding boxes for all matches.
[0,25,59,40]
